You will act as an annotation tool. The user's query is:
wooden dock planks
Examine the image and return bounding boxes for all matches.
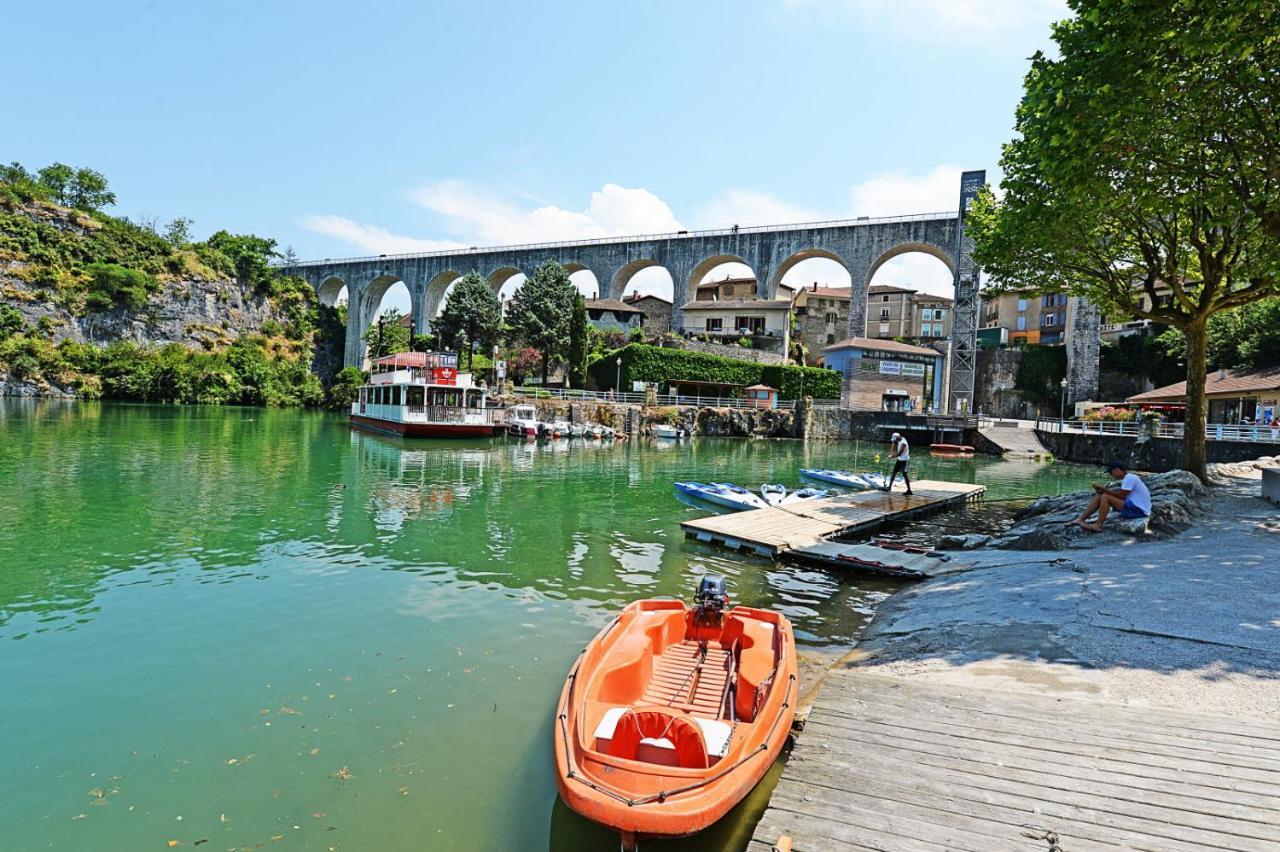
[749,672,1280,852]
[681,481,986,558]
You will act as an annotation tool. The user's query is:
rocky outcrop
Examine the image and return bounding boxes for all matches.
[0,373,75,398]
[1208,455,1280,481]
[2,270,290,351]
[979,470,1207,551]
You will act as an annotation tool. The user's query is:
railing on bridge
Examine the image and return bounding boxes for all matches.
[1038,418,1280,444]
[507,386,830,411]
[282,210,960,268]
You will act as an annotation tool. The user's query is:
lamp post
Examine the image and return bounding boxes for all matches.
[1059,376,1069,428]
[616,357,623,394]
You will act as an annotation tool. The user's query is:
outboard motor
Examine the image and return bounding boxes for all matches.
[693,575,730,625]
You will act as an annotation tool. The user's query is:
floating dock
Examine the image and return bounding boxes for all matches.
[750,672,1280,851]
[680,480,985,561]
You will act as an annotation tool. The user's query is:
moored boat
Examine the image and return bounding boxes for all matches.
[506,403,540,437]
[779,486,830,506]
[674,482,768,511]
[759,483,787,507]
[799,468,889,491]
[653,424,685,440]
[351,352,504,438]
[554,578,797,847]
[930,442,976,455]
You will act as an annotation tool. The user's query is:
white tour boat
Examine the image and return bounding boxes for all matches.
[352,352,504,439]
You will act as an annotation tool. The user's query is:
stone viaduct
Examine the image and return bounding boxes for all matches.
[284,170,1100,411]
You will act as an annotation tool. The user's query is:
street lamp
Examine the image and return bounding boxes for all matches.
[1059,377,1069,427]
[616,357,623,393]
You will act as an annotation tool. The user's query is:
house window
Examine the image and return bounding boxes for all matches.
[880,308,890,319]
[705,317,723,332]
[735,316,765,333]
[934,309,945,320]
[882,294,890,302]
[1016,316,1026,331]
[825,311,838,324]
[878,322,890,336]
[1042,313,1056,327]
[1017,299,1027,312]
[826,333,835,344]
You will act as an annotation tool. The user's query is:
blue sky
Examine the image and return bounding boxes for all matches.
[5,0,1067,311]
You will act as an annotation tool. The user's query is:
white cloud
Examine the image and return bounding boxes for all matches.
[694,189,821,230]
[409,180,681,245]
[784,0,1068,42]
[299,214,463,255]
[848,164,965,217]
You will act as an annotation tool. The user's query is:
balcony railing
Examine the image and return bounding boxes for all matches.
[1039,419,1280,444]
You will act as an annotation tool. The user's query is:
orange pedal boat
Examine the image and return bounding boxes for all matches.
[554,578,797,847]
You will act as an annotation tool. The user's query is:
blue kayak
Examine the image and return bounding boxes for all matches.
[799,469,890,491]
[674,481,768,511]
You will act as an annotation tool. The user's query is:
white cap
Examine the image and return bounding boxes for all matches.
[891,432,901,441]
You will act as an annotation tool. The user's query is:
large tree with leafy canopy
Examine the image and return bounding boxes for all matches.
[968,0,1280,480]
[505,261,577,386]
[566,292,589,388]
[430,272,502,370]
[362,308,410,360]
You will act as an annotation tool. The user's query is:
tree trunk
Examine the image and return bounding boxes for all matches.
[541,351,549,389]
[1181,319,1209,481]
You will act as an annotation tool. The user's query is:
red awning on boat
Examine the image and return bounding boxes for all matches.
[372,352,429,368]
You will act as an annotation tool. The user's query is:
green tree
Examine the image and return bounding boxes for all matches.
[84,262,159,312]
[37,163,116,211]
[204,230,278,288]
[36,163,75,205]
[328,366,365,408]
[505,261,577,386]
[0,305,24,340]
[0,162,53,205]
[164,217,193,246]
[1013,345,1068,413]
[430,272,502,369]
[363,308,410,360]
[567,293,588,387]
[968,0,1280,480]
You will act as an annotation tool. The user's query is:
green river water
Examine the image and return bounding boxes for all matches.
[0,401,1101,851]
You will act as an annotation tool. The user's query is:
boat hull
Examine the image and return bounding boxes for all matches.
[351,414,500,439]
[554,600,796,840]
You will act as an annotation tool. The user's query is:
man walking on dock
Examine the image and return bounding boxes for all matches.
[886,432,913,496]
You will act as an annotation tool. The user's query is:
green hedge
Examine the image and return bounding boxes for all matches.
[590,344,841,400]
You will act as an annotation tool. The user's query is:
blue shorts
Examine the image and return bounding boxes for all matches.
[1119,498,1148,519]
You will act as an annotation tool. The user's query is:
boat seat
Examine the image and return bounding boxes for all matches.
[594,707,732,759]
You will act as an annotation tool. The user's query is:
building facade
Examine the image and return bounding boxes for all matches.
[981,290,1045,346]
[866,284,917,339]
[911,293,954,340]
[695,276,759,301]
[622,293,672,336]
[823,337,947,413]
[678,298,793,356]
[583,298,644,332]
[792,285,851,365]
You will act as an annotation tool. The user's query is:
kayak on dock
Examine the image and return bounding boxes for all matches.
[675,482,768,511]
[554,577,797,847]
[799,468,889,491]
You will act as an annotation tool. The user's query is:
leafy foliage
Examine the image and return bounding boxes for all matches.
[1012,345,1067,411]
[1152,297,1280,375]
[36,163,116,211]
[362,308,410,360]
[431,272,502,368]
[966,0,1280,478]
[567,293,588,388]
[592,344,841,400]
[328,367,365,408]
[83,263,159,312]
[505,261,577,385]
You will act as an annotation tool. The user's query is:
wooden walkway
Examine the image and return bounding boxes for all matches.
[750,672,1280,852]
[681,481,985,558]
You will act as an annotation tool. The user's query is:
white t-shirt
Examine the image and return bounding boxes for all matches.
[893,438,910,461]
[1121,472,1151,514]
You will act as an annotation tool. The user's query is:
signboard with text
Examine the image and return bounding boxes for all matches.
[878,360,926,377]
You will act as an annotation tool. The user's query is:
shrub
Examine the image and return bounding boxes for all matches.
[84,263,159,312]
[592,344,841,400]
[1081,405,1137,422]
[328,367,364,408]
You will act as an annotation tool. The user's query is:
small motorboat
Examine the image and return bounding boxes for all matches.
[799,469,889,491]
[653,424,685,440]
[568,422,586,438]
[554,578,797,848]
[587,423,604,439]
[930,443,975,455]
[549,419,572,438]
[759,483,787,507]
[506,403,540,438]
[674,482,768,511]
[779,486,830,506]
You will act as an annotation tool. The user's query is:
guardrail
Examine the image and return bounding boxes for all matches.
[281,210,960,268]
[1038,418,1280,444]
[507,386,825,411]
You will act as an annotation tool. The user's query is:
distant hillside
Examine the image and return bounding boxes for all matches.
[0,162,348,405]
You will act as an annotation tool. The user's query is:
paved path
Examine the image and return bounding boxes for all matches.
[749,672,1280,852]
[978,422,1052,456]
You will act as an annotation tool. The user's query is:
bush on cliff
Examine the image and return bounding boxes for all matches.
[591,344,840,400]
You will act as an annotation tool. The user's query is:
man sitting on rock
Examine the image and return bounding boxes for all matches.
[1069,461,1152,532]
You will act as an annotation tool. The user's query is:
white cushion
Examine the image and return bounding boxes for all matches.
[593,707,732,758]
[593,706,627,740]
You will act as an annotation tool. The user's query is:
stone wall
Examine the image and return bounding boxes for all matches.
[974,348,1032,419]
[1035,429,1280,471]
